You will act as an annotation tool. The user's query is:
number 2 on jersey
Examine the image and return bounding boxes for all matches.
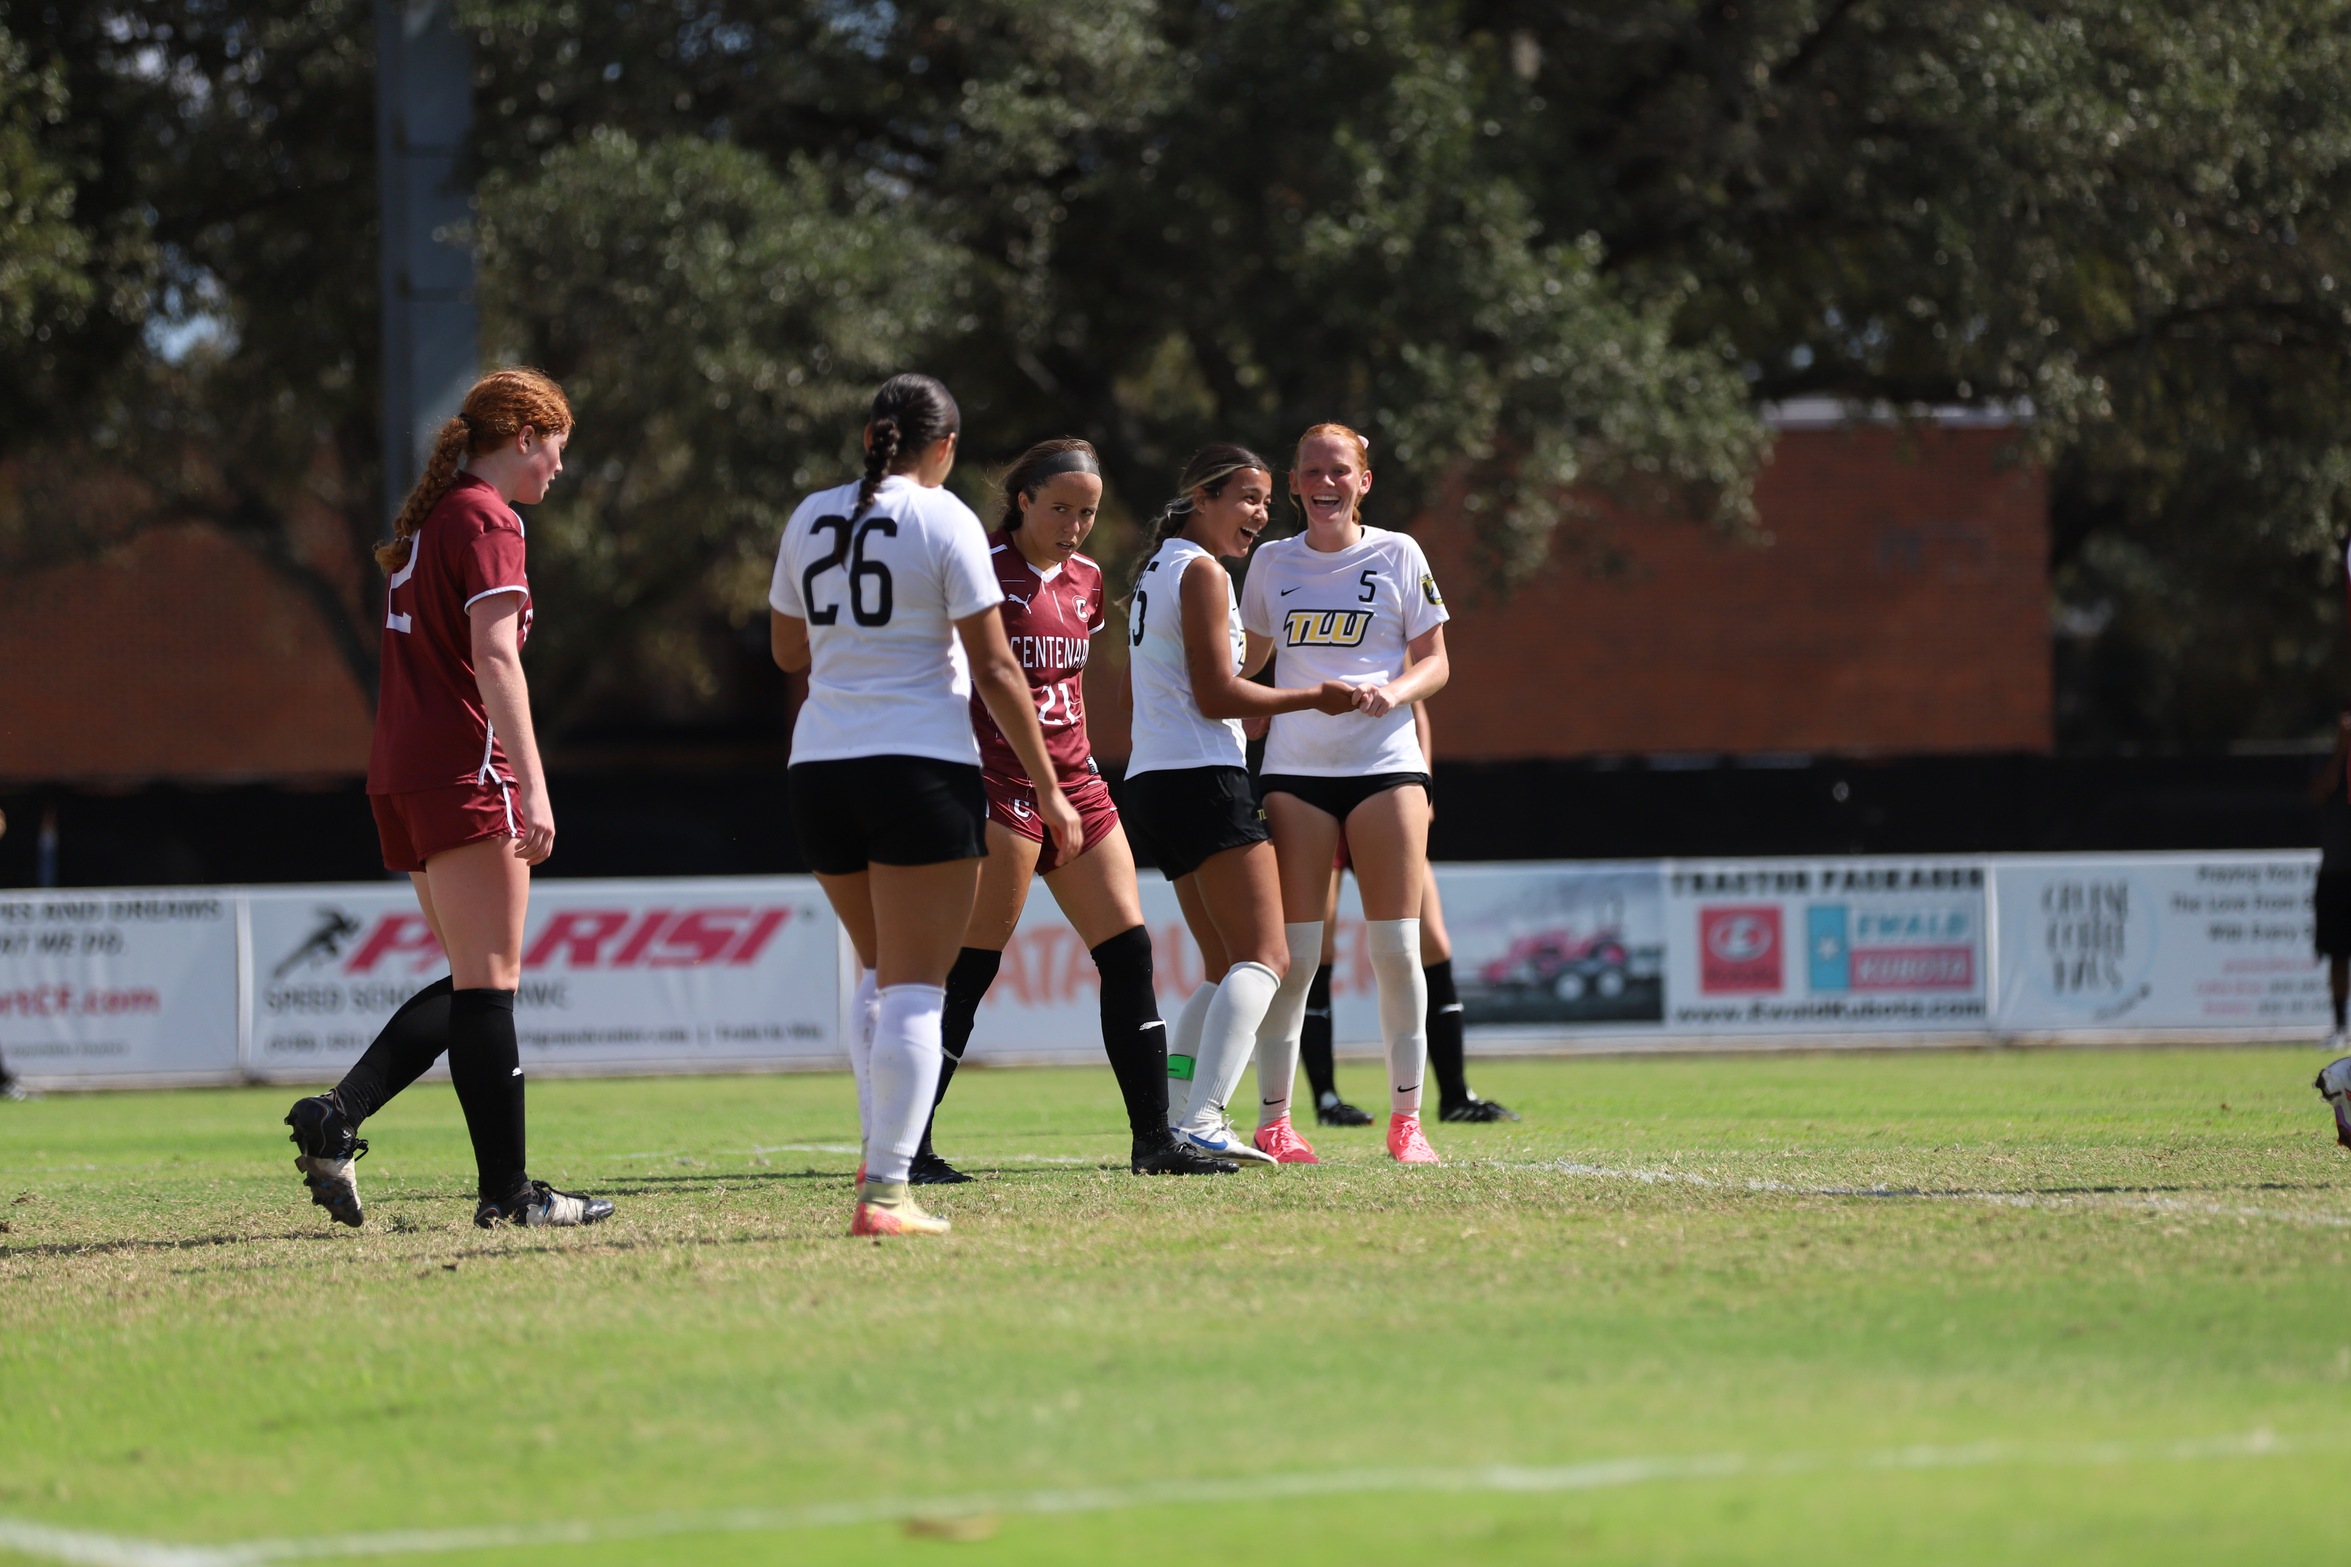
[800,515,897,627]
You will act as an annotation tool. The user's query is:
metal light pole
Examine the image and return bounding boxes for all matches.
[374,0,479,524]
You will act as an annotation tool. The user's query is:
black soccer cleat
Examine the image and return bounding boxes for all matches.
[1315,1092,1375,1128]
[284,1095,367,1227]
[1130,1130,1239,1176]
[908,1149,975,1186]
[1438,1094,1521,1124]
[475,1180,615,1229]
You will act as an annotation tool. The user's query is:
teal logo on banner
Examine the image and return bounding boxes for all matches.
[1808,905,1850,992]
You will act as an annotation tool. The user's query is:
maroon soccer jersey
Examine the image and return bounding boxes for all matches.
[970,533,1104,787]
[366,474,534,794]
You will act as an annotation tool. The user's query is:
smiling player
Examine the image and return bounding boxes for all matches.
[913,438,1236,1182]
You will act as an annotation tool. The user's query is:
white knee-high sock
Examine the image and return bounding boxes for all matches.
[1367,919,1427,1116]
[850,967,878,1165]
[1179,961,1280,1134]
[867,983,945,1185]
[1254,923,1325,1128]
[1166,982,1217,1128]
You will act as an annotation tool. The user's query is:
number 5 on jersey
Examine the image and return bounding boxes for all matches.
[800,515,897,626]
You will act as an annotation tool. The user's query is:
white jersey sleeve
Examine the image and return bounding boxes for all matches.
[1124,537,1247,777]
[1251,525,1450,778]
[770,475,1003,766]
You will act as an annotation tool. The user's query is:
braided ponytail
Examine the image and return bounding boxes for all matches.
[853,373,960,521]
[378,417,470,571]
[1126,443,1272,595]
[376,367,573,572]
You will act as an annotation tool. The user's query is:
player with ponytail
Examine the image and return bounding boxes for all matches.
[1123,445,1359,1163]
[909,439,1236,1182]
[770,374,1083,1236]
[283,368,616,1230]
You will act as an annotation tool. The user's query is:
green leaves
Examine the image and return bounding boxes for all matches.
[0,25,88,340]
[475,131,956,721]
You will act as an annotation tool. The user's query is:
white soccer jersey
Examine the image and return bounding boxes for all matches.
[1125,536,1247,777]
[769,474,1003,766]
[1240,525,1450,777]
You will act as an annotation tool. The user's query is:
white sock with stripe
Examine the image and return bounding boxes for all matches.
[1166,982,1217,1128]
[1367,919,1427,1117]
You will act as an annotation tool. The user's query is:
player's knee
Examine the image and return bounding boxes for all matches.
[1089,924,1154,982]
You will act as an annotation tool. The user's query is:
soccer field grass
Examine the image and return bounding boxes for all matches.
[4,1046,2349,1565]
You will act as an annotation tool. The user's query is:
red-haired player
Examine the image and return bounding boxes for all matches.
[281,369,614,1230]
[913,439,1237,1182]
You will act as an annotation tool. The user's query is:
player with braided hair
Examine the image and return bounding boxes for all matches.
[910,438,1237,1182]
[770,374,1082,1236]
[282,367,616,1230]
[1123,445,1360,1163]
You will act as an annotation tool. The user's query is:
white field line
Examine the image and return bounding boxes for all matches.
[1524,1160,2351,1228]
[0,1430,2317,1567]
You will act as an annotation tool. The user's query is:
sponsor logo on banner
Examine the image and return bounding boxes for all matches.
[1700,906,1782,994]
[1808,905,1975,992]
[245,880,838,1080]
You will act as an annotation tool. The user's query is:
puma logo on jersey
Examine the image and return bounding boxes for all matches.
[1284,609,1372,647]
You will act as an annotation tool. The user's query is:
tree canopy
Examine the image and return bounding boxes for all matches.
[6,0,2351,750]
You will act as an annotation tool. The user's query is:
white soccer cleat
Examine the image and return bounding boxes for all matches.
[1174,1116,1277,1166]
[2314,1057,2351,1150]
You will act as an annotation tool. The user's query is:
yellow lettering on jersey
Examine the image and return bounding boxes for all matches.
[1283,609,1372,647]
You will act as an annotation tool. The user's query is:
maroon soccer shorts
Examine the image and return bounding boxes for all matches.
[371,778,516,873]
[983,769,1120,874]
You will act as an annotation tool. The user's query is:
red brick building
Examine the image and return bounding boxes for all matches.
[0,407,2047,783]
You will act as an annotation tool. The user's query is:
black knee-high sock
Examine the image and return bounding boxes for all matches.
[329,976,453,1125]
[918,946,1001,1159]
[1300,963,1338,1102]
[1091,925,1168,1140]
[1425,959,1469,1104]
[447,988,526,1204]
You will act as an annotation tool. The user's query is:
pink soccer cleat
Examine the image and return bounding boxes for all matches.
[1253,1115,1320,1165]
[1387,1112,1440,1165]
[849,1180,951,1238]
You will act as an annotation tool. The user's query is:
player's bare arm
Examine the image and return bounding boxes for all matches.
[1181,558,1354,719]
[469,593,554,865]
[959,605,1083,857]
[1354,624,1448,719]
[769,609,810,674]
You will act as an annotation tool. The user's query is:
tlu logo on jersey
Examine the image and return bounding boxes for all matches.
[1284,609,1372,647]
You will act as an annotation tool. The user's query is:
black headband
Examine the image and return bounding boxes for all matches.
[1023,448,1100,488]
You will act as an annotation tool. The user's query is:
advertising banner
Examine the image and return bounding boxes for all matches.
[0,890,239,1083]
[1991,853,2325,1032]
[245,877,841,1081]
[1662,858,1991,1034]
[1446,862,1665,1032]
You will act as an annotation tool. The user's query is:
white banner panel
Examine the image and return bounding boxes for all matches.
[1662,858,1991,1034]
[0,890,238,1083]
[959,877,1389,1061]
[1991,852,2324,1032]
[245,877,840,1080]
